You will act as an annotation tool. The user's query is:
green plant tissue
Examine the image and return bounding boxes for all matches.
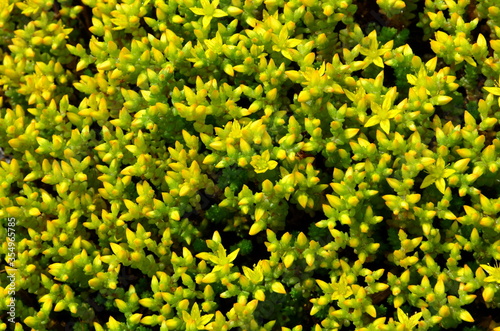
[1,0,500,330]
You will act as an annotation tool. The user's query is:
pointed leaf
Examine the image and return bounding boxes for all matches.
[420,175,435,189]
[272,282,286,294]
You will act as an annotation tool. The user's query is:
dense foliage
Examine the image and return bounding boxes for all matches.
[1,0,500,330]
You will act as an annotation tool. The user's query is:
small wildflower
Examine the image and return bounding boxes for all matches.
[250,150,278,173]
[481,261,500,284]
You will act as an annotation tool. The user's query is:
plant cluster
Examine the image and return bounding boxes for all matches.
[1,0,500,330]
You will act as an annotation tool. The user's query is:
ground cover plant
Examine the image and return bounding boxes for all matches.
[1,0,500,330]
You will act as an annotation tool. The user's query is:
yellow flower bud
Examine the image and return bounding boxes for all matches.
[438,305,450,318]
[283,254,295,268]
[482,286,495,302]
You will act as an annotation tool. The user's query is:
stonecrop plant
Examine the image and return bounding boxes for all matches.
[1,0,500,330]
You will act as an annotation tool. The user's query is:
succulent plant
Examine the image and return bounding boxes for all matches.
[2,0,500,330]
